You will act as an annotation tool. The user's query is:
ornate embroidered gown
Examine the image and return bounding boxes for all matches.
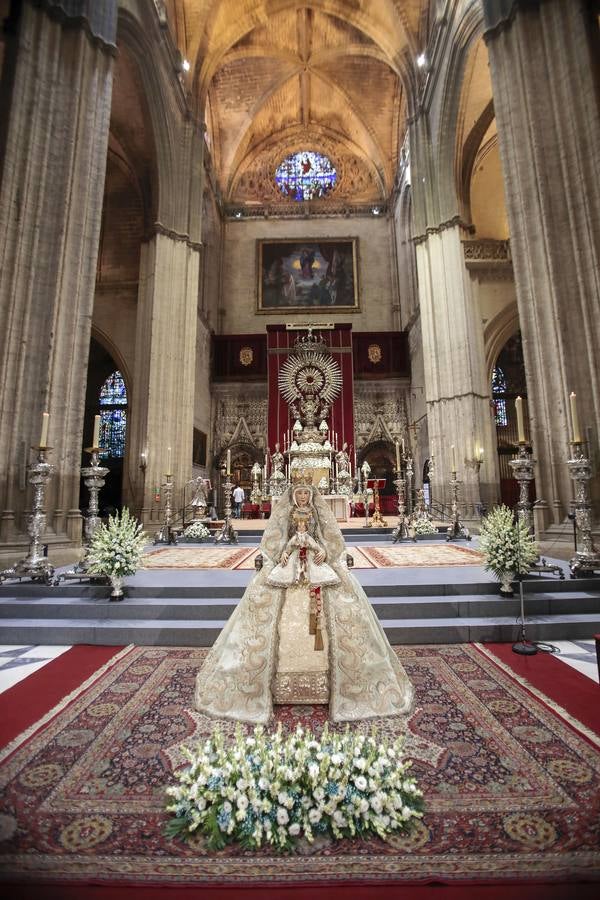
[194,485,414,724]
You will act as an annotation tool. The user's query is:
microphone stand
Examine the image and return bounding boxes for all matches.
[512,505,538,656]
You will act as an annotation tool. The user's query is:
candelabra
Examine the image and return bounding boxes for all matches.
[370,479,387,527]
[58,446,110,582]
[567,442,600,577]
[154,474,178,545]
[250,462,262,504]
[405,454,414,516]
[0,447,56,584]
[392,472,410,542]
[509,442,535,534]
[215,472,238,544]
[360,461,371,528]
[446,470,471,541]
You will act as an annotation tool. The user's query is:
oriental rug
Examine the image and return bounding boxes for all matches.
[1,644,599,887]
[235,545,376,569]
[362,544,484,567]
[142,547,256,569]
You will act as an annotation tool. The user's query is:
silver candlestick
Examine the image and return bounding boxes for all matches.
[215,472,238,544]
[446,470,471,542]
[0,446,56,583]
[250,462,262,504]
[154,474,178,544]
[58,446,110,581]
[405,454,414,516]
[392,473,410,542]
[568,442,600,577]
[509,442,535,534]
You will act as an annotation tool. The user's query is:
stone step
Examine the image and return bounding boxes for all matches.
[1,613,599,647]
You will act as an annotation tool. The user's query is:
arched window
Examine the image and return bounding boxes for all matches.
[98,371,127,458]
[492,365,508,426]
[275,151,337,201]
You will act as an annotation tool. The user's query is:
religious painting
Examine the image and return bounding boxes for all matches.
[257,239,359,312]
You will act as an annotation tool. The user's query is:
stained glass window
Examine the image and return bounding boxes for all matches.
[98,371,127,458]
[492,366,508,427]
[275,151,337,201]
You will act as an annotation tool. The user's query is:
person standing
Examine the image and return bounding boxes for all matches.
[232,483,245,518]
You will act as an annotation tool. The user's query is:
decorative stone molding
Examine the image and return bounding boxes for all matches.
[463,239,511,261]
[354,383,409,450]
[212,385,268,455]
[224,202,388,220]
[413,215,474,244]
[35,0,118,54]
[147,222,203,252]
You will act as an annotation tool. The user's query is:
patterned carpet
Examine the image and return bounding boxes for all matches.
[142,544,483,570]
[1,644,599,886]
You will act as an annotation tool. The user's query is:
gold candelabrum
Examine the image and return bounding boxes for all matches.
[370,479,387,528]
[392,470,410,542]
[154,473,178,545]
[215,470,238,544]
[58,445,110,582]
[0,446,56,584]
[567,441,600,577]
[446,469,471,542]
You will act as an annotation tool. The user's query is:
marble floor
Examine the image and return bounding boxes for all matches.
[0,639,597,697]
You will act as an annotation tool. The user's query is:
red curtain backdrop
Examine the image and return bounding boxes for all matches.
[267,324,354,455]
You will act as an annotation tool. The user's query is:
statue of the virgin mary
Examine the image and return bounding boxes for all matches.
[195,482,414,724]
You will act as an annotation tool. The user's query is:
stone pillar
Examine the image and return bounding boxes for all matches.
[415,225,500,518]
[128,230,200,525]
[484,0,600,521]
[0,0,116,553]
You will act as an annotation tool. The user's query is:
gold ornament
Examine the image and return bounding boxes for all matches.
[368,343,382,364]
[239,346,254,366]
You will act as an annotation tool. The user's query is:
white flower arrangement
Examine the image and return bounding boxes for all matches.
[478,504,538,579]
[183,521,211,541]
[412,516,437,536]
[86,508,147,577]
[165,724,424,851]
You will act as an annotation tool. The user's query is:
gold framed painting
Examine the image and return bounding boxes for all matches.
[257,239,359,313]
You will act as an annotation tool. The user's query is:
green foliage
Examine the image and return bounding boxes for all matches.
[165,724,424,852]
[87,508,147,577]
[478,505,538,579]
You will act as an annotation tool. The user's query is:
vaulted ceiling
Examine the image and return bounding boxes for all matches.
[164,1,431,205]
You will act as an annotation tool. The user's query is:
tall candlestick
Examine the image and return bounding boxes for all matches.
[395,441,400,471]
[166,446,172,474]
[226,448,231,475]
[39,412,50,448]
[401,437,405,455]
[515,396,525,443]
[92,415,101,448]
[569,392,581,443]
[451,444,456,471]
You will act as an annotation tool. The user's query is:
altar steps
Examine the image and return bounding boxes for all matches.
[1,577,599,646]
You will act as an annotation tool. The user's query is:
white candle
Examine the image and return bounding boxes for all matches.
[39,412,49,448]
[395,441,400,471]
[92,415,101,448]
[166,446,172,474]
[515,396,525,443]
[569,392,581,443]
[451,444,456,471]
[226,448,231,474]
[401,437,405,455]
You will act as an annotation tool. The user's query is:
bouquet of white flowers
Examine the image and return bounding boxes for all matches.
[413,516,437,536]
[87,508,147,577]
[183,522,211,541]
[166,724,424,851]
[478,505,538,582]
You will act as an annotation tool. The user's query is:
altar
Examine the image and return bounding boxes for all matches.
[272,494,348,521]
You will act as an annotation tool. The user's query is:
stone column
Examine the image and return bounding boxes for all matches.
[128,230,200,524]
[0,0,116,554]
[415,225,499,518]
[484,0,600,522]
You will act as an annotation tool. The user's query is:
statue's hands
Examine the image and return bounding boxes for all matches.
[314,549,325,564]
[280,551,289,566]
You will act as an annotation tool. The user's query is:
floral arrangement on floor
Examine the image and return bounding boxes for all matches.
[412,515,437,536]
[165,724,424,851]
[478,504,538,582]
[87,508,147,577]
[183,521,211,541]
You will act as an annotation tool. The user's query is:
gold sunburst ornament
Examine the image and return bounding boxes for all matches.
[278,349,343,407]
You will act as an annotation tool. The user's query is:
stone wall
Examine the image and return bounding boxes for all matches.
[220,215,397,334]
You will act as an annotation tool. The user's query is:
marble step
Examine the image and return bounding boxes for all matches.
[1,613,599,646]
